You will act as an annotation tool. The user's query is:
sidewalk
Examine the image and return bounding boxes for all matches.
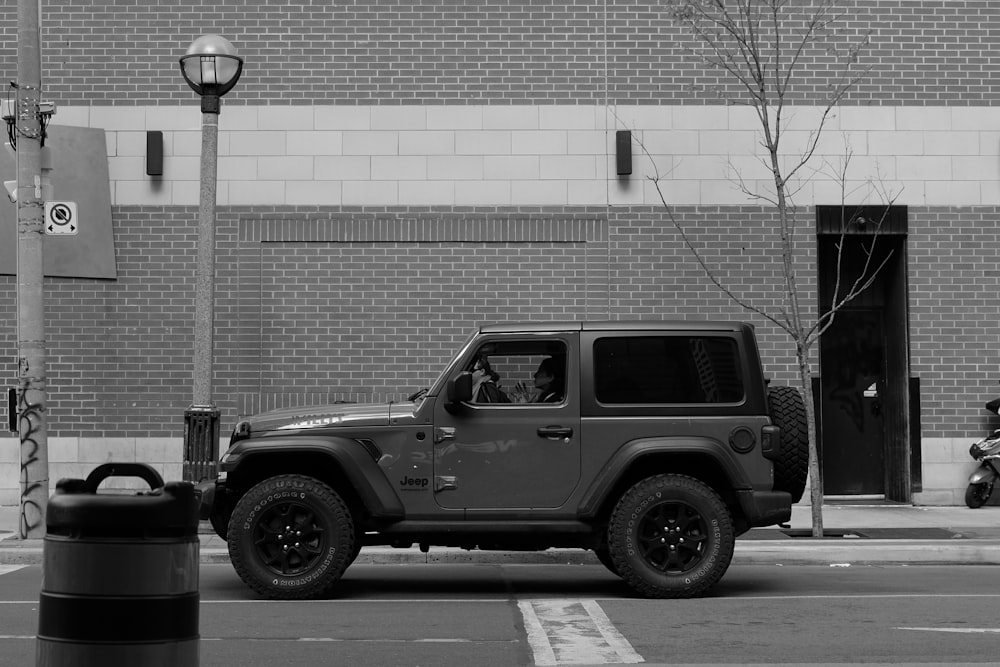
[3,502,1000,566]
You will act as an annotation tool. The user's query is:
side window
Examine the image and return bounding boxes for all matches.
[467,340,567,405]
[593,336,743,404]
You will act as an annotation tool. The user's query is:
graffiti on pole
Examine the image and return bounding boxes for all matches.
[17,371,45,539]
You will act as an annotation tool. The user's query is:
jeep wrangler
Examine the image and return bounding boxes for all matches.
[200,321,808,599]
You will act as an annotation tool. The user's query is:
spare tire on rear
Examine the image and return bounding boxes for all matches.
[766,385,809,503]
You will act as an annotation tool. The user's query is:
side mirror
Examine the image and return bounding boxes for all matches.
[447,371,474,406]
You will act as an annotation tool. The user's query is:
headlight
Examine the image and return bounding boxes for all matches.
[219,446,240,466]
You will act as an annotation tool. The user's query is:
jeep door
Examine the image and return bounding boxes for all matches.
[432,332,581,511]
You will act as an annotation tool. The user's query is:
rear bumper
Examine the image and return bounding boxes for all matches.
[737,489,792,527]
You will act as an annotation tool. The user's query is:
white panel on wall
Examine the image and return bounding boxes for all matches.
[68,104,997,208]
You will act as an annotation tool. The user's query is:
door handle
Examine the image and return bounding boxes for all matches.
[435,476,457,492]
[434,427,455,444]
[538,425,573,441]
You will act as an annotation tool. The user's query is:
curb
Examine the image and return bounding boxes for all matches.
[5,540,1000,567]
[731,540,1000,566]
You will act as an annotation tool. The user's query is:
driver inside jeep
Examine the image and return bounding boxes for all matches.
[471,356,510,403]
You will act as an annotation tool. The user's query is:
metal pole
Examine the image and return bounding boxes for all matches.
[183,97,221,482]
[16,0,48,539]
[192,104,218,409]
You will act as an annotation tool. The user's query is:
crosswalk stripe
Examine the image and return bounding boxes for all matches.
[519,599,644,665]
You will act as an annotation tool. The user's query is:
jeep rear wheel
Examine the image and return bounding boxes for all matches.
[608,474,734,599]
[767,385,809,503]
[228,475,355,600]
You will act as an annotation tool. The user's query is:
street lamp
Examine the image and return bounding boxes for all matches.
[180,35,244,113]
[178,35,243,482]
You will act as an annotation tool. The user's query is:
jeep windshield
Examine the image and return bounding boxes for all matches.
[416,327,479,403]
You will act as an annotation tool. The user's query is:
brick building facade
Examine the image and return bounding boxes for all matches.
[0,1,997,504]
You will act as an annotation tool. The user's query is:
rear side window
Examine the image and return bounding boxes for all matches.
[593,336,743,404]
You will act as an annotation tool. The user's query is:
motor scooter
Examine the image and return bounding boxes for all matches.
[966,396,1000,508]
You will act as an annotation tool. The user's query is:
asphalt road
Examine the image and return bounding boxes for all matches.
[4,562,1000,666]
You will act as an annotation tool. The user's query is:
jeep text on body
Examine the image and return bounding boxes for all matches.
[200,321,808,599]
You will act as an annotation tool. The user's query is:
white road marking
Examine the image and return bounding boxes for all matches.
[203,637,502,643]
[520,600,557,666]
[296,638,472,643]
[0,566,25,576]
[201,598,510,603]
[519,599,644,665]
[897,627,1000,634]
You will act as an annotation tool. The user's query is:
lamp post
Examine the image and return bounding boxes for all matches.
[179,35,243,481]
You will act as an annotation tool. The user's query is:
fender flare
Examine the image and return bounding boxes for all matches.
[576,437,751,519]
[225,436,405,519]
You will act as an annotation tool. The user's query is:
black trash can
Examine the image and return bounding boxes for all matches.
[183,406,220,483]
[36,463,200,666]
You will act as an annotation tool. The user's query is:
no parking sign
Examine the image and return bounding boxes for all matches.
[44,201,78,235]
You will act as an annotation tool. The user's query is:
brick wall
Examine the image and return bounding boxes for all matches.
[0,203,815,436]
[0,1,998,105]
[226,210,608,414]
[2,201,993,437]
[908,208,1000,438]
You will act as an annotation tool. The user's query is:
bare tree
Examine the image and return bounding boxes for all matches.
[636,0,899,535]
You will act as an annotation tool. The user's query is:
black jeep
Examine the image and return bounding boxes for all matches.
[200,321,807,599]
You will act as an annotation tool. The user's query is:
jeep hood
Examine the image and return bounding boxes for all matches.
[242,401,417,433]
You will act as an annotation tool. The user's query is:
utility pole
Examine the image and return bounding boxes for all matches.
[15,0,48,539]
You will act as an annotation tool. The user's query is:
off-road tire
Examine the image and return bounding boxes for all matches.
[209,510,229,540]
[594,545,620,577]
[608,474,734,599]
[767,385,809,503]
[228,475,355,600]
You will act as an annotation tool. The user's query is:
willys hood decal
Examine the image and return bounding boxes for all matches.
[245,401,417,432]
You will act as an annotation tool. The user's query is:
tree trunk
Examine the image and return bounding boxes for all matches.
[797,342,824,537]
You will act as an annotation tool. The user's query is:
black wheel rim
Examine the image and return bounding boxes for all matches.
[252,501,327,576]
[635,501,708,573]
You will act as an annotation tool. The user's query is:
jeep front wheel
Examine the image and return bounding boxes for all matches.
[228,475,355,600]
[608,474,734,599]
[594,544,620,577]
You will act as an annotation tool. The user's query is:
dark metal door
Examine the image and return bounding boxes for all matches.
[432,399,581,510]
[819,308,886,495]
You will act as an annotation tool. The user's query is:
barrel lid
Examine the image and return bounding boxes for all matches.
[46,465,199,538]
